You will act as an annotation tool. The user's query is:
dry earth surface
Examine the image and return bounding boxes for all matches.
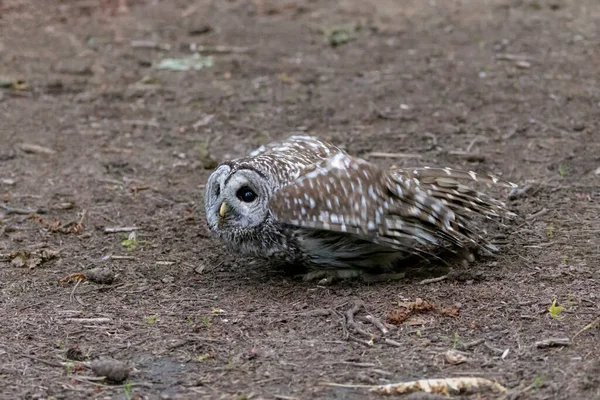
[1,0,599,399]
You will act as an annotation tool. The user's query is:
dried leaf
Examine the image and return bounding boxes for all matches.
[387,307,410,325]
[58,273,88,285]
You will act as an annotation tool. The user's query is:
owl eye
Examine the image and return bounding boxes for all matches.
[236,186,257,203]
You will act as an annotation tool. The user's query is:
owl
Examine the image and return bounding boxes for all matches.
[204,135,517,279]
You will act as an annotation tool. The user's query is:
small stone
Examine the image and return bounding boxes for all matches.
[573,122,585,132]
[515,60,531,69]
[445,349,468,365]
[86,267,115,284]
[90,358,130,383]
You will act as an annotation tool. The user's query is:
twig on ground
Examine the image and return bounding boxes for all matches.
[345,301,372,338]
[0,202,46,215]
[103,226,139,233]
[447,151,486,163]
[188,44,250,53]
[348,335,373,347]
[365,315,389,335]
[419,275,448,285]
[527,208,549,220]
[331,361,377,368]
[16,352,69,369]
[483,342,505,355]
[535,338,571,348]
[123,119,160,128]
[130,40,171,51]
[572,316,600,340]
[383,338,403,347]
[367,152,422,159]
[17,143,56,155]
[70,279,83,304]
[495,53,532,62]
[299,309,333,317]
[65,318,112,323]
[456,338,485,351]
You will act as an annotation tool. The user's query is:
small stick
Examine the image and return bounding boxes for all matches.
[331,362,377,368]
[572,316,600,340]
[130,40,171,51]
[345,301,372,338]
[483,342,505,355]
[419,275,448,285]
[365,315,389,335]
[0,202,46,215]
[367,152,422,159]
[527,208,549,220]
[103,227,139,233]
[123,119,160,128]
[383,338,403,347]
[448,151,486,162]
[348,335,373,347]
[107,255,136,260]
[535,338,571,348]
[65,318,112,323]
[456,338,485,351]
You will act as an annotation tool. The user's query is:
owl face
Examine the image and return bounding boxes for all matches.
[205,164,272,237]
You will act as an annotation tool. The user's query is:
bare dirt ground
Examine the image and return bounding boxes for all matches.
[1,0,599,399]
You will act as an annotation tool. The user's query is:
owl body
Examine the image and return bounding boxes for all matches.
[204,136,517,274]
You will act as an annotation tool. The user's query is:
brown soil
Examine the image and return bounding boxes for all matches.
[1,0,599,399]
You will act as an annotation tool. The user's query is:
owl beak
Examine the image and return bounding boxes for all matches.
[219,201,228,218]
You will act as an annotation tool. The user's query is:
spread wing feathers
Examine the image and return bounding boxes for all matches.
[391,168,518,221]
[397,167,518,188]
[269,153,514,254]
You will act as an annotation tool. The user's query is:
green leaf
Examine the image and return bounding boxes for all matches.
[548,298,565,320]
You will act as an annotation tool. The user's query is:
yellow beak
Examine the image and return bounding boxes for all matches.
[219,202,228,218]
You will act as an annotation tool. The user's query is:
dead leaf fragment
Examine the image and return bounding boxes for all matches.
[387,298,458,326]
[29,212,85,234]
[58,273,88,285]
[387,307,410,325]
[9,249,59,269]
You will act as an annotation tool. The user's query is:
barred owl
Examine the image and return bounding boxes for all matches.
[204,136,517,279]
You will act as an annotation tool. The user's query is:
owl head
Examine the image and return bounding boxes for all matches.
[205,163,273,237]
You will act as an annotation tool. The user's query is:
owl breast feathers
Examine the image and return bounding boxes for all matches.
[204,135,518,273]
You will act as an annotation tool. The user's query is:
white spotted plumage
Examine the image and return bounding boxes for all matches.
[204,135,518,275]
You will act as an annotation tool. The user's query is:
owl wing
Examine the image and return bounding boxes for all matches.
[269,153,517,253]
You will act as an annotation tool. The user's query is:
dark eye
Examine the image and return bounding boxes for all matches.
[236,186,257,203]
